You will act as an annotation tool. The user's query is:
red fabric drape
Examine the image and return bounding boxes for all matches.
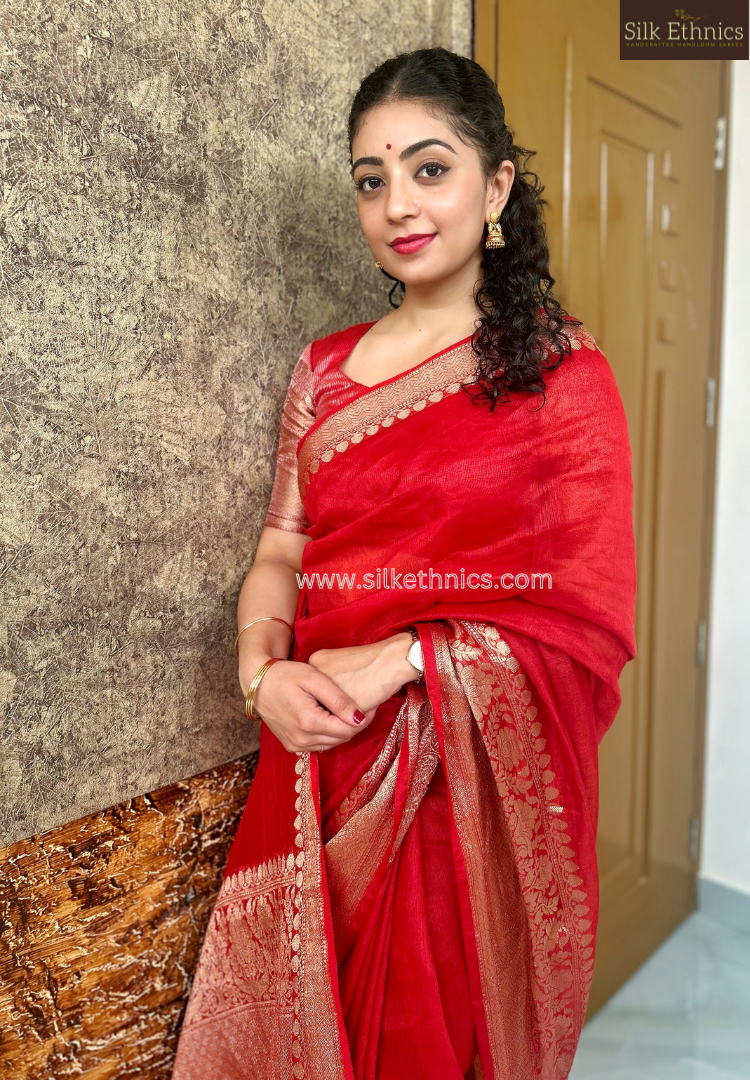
[171,320,636,1080]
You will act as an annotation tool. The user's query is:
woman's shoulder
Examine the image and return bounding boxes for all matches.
[547,315,613,382]
[285,320,370,384]
[306,320,378,373]
[558,316,599,355]
[544,316,627,430]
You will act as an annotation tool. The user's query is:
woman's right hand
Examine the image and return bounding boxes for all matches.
[242,658,378,754]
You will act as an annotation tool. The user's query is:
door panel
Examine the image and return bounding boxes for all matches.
[476,0,725,1015]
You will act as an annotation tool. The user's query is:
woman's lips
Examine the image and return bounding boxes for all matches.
[389,233,437,255]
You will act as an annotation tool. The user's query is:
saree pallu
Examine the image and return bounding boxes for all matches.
[172,322,637,1080]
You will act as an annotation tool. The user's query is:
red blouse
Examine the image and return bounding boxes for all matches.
[264,330,375,534]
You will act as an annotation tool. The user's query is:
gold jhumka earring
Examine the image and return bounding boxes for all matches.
[485,211,505,249]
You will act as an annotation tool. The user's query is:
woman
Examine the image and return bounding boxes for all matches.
[172,48,636,1080]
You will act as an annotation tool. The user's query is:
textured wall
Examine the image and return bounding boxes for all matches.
[0,0,472,845]
[0,753,257,1078]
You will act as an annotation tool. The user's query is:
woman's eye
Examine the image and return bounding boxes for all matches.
[418,161,449,179]
[355,161,449,193]
[356,176,384,193]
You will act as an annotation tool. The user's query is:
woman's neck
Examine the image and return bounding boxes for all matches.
[384,252,483,342]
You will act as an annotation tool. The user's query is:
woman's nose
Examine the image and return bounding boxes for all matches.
[384,172,420,222]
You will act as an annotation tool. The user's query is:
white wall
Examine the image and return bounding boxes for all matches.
[701,60,750,898]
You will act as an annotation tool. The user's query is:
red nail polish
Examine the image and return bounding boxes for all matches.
[353,710,365,724]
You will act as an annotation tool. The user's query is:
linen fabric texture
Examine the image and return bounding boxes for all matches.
[171,318,637,1080]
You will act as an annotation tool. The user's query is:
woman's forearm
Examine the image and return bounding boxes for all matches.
[236,531,422,705]
[236,557,300,691]
[307,630,423,714]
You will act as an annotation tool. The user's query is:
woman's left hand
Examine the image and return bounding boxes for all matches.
[308,632,421,716]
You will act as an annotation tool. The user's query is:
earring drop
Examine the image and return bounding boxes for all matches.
[375,260,385,269]
[485,211,505,250]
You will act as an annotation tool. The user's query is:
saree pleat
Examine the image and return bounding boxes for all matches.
[377,764,477,1078]
[172,319,636,1080]
[318,682,476,1080]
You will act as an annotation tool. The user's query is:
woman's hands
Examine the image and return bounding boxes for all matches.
[237,526,365,754]
[235,527,422,754]
[240,656,373,754]
[308,632,421,713]
[239,632,421,755]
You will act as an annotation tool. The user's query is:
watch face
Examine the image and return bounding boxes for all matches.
[408,639,425,673]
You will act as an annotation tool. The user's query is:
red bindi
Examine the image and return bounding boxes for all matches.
[386,143,391,149]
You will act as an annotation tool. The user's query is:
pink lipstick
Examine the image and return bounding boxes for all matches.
[389,233,437,255]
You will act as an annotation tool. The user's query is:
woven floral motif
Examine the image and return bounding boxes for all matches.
[450,621,594,1079]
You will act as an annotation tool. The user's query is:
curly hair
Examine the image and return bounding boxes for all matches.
[347,47,581,411]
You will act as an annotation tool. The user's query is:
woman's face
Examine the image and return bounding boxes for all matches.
[350,99,514,286]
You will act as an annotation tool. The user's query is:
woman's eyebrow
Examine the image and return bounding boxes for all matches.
[350,138,457,176]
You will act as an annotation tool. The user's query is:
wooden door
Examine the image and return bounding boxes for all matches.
[474,0,728,1014]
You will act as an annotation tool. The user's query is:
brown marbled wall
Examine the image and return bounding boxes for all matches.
[0,0,472,845]
[0,753,257,1078]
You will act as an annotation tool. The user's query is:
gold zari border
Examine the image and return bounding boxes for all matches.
[430,619,593,1080]
[173,754,347,1080]
[298,325,598,496]
[298,341,478,494]
[323,684,440,935]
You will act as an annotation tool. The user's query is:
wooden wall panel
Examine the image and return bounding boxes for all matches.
[0,753,257,1079]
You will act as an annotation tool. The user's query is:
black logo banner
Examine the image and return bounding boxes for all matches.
[620,1,748,58]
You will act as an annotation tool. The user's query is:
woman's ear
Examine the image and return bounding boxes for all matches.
[486,159,515,220]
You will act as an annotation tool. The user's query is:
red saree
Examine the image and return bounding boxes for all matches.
[172,319,637,1080]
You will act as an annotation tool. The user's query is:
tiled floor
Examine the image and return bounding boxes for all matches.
[570,913,750,1079]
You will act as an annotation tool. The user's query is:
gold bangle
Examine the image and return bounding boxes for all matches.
[245,657,282,721]
[234,617,293,657]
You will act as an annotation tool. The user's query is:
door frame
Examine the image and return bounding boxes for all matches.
[691,58,730,897]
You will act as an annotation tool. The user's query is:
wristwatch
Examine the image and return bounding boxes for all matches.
[406,627,425,682]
